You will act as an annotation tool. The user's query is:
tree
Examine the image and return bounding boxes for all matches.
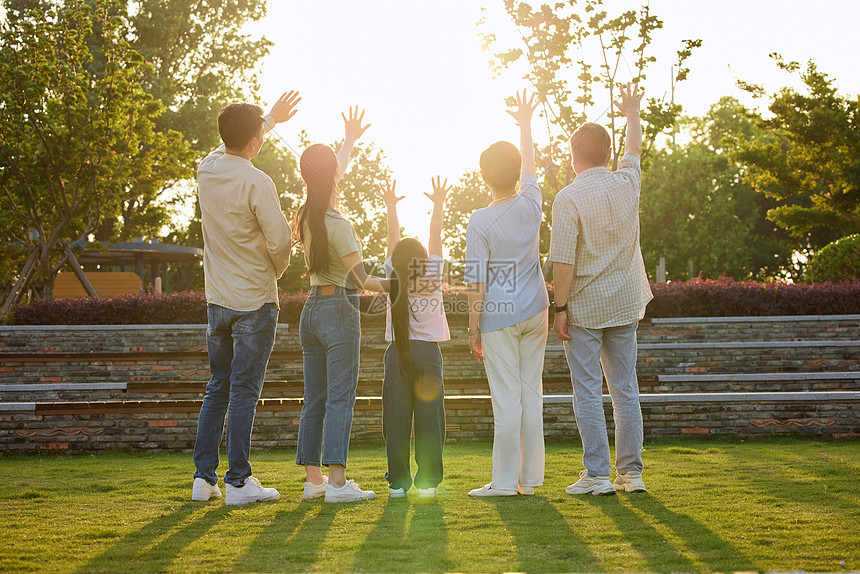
[128,0,272,153]
[443,170,490,262]
[737,56,860,251]
[639,98,794,281]
[481,0,700,180]
[331,141,393,264]
[0,0,193,299]
[2,0,272,244]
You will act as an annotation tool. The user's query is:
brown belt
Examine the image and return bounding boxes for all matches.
[317,285,337,296]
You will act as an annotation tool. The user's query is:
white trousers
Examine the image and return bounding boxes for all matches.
[481,310,548,490]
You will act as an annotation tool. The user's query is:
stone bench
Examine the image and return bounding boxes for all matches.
[1,339,857,386]
[1,391,857,452]
[3,370,859,403]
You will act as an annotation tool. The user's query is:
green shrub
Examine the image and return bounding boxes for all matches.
[804,234,860,282]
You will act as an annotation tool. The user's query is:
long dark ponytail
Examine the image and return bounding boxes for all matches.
[390,238,429,363]
[293,144,339,274]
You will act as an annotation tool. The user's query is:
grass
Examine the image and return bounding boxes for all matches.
[0,438,858,573]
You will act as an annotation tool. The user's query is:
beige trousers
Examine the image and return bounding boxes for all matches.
[480,309,549,490]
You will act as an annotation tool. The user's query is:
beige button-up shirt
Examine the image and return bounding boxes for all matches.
[549,154,653,328]
[197,118,291,311]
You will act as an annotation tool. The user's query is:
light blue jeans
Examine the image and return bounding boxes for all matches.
[296,286,361,468]
[193,302,278,487]
[563,321,644,476]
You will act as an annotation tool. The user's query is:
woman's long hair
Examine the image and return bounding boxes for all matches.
[390,238,429,363]
[293,144,339,274]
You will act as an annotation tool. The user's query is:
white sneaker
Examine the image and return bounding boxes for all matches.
[468,483,517,497]
[517,485,535,496]
[325,480,376,503]
[389,487,407,498]
[614,472,647,493]
[566,470,616,496]
[191,477,222,501]
[225,476,280,505]
[417,487,437,499]
[303,476,328,500]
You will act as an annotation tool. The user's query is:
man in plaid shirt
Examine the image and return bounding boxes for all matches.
[548,84,653,496]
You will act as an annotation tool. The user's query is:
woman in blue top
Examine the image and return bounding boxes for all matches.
[465,91,550,496]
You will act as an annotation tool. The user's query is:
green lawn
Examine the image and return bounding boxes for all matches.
[1,438,858,573]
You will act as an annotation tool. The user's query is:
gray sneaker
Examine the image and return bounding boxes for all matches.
[225,476,280,505]
[566,470,616,496]
[191,477,222,502]
[614,472,647,493]
[325,480,376,503]
[303,476,328,500]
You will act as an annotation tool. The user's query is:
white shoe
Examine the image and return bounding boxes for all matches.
[417,487,437,499]
[191,477,222,501]
[566,470,616,496]
[325,479,376,503]
[468,483,517,497]
[517,485,535,496]
[303,476,328,500]
[225,476,280,505]
[389,487,407,498]
[614,472,647,493]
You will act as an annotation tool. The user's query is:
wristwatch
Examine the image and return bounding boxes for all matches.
[551,301,568,313]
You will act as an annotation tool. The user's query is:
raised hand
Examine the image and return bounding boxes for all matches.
[424,176,451,206]
[342,106,371,142]
[613,83,644,118]
[375,179,404,208]
[269,90,301,124]
[506,89,539,126]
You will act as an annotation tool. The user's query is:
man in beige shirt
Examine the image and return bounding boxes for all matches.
[549,84,653,497]
[191,91,300,506]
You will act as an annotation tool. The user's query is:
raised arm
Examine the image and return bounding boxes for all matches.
[506,89,539,177]
[613,83,643,159]
[375,180,404,259]
[335,106,371,183]
[203,90,301,166]
[424,176,451,258]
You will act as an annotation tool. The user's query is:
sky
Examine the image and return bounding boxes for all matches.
[252,0,860,244]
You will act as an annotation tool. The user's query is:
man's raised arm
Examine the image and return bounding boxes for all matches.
[613,83,644,159]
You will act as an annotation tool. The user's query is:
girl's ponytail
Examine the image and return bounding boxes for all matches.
[389,238,429,364]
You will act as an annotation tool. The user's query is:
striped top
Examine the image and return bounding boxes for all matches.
[548,154,653,328]
[464,173,550,332]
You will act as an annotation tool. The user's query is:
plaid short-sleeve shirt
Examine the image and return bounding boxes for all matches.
[548,154,653,328]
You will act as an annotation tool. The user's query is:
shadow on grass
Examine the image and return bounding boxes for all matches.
[76,502,231,573]
[625,494,760,572]
[493,496,602,572]
[584,494,698,572]
[234,502,337,572]
[351,498,447,572]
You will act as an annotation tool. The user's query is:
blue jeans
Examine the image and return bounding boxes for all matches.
[383,341,445,490]
[193,302,278,487]
[296,287,361,468]
[563,321,644,476]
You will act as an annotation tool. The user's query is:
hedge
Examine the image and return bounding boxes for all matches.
[804,234,860,283]
[6,278,860,326]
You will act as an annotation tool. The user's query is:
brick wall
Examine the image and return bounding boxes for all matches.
[1,316,859,453]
